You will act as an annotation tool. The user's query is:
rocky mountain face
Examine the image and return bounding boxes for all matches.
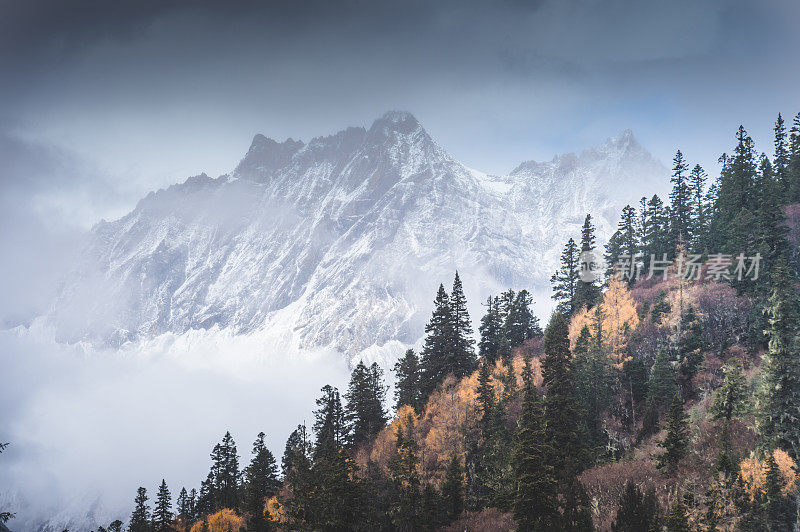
[47,112,666,362]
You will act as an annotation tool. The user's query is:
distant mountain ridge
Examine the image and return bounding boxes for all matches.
[47,112,667,363]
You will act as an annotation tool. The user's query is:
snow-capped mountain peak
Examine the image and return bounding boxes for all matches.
[47,114,666,362]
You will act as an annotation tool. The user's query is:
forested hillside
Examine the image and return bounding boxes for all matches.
[24,112,800,531]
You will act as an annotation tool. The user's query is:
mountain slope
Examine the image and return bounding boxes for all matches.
[47,112,666,361]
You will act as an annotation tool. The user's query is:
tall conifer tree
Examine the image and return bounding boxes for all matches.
[574,214,601,309]
[129,487,151,532]
[551,238,579,314]
[393,349,422,412]
[670,150,693,245]
[758,260,800,460]
[152,480,173,532]
[513,383,557,530]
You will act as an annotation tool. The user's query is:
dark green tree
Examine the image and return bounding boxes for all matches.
[209,432,240,511]
[789,112,800,201]
[669,150,693,245]
[420,278,476,401]
[689,164,708,249]
[129,487,151,532]
[393,349,422,413]
[640,195,671,270]
[765,452,796,531]
[505,289,542,347]
[758,259,800,460]
[647,348,678,414]
[513,382,558,531]
[449,271,476,370]
[476,358,495,424]
[441,455,464,523]
[388,415,422,531]
[656,395,690,474]
[574,214,602,309]
[344,361,388,448]
[551,238,579,315]
[711,359,749,476]
[280,424,313,527]
[419,284,454,400]
[611,482,659,532]
[176,488,192,525]
[152,480,173,532]
[676,305,706,398]
[478,296,507,364]
[310,385,362,529]
[773,114,790,194]
[244,432,279,531]
[542,312,590,481]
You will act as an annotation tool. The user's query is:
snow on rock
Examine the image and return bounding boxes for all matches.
[46,113,666,365]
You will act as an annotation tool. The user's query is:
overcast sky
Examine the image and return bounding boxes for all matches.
[2,0,799,228]
[0,0,799,320]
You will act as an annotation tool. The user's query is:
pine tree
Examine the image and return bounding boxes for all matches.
[309,385,362,529]
[711,359,749,477]
[574,214,601,309]
[505,289,541,347]
[670,150,693,245]
[152,480,173,532]
[611,482,659,532]
[441,455,464,523]
[476,358,495,424]
[714,126,758,251]
[656,395,690,474]
[665,495,690,532]
[420,278,476,401]
[647,348,678,414]
[344,361,388,448]
[129,487,151,532]
[641,194,671,269]
[176,488,189,523]
[604,229,624,281]
[711,359,749,423]
[773,114,790,194]
[419,284,454,400]
[478,296,507,364]
[765,452,795,530]
[676,305,705,398]
[209,432,240,511]
[176,487,196,526]
[573,319,612,456]
[388,414,422,530]
[281,424,313,527]
[689,164,708,249]
[753,154,790,291]
[789,112,800,201]
[542,312,590,482]
[758,259,800,460]
[551,238,579,314]
[449,271,476,372]
[393,349,422,413]
[196,473,214,517]
[607,205,639,284]
[513,383,558,531]
[243,432,279,531]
